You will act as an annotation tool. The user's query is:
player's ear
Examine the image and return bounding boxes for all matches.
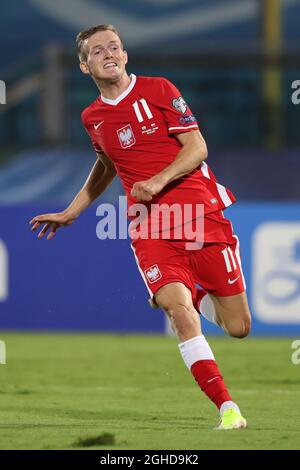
[123,50,128,65]
[80,61,90,75]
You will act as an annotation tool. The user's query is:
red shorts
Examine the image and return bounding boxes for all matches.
[131,216,246,303]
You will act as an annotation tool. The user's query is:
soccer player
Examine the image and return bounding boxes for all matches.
[30,24,251,430]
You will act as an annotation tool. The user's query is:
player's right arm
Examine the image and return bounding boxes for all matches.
[30,151,116,240]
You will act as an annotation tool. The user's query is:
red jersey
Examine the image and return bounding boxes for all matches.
[82,74,236,240]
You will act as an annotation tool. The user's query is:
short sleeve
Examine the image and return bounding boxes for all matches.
[158,78,199,135]
[81,110,102,154]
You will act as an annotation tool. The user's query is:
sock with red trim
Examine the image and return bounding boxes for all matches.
[178,335,233,409]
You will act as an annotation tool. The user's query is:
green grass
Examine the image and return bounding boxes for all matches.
[0,333,299,450]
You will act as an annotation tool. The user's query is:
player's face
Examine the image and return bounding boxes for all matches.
[81,30,128,82]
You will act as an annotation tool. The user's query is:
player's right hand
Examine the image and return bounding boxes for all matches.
[29,211,76,240]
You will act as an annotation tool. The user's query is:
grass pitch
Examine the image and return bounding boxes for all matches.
[0,333,299,450]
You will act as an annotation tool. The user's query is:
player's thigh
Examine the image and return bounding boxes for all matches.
[209,291,251,322]
[191,240,246,297]
[190,239,251,336]
[132,238,197,303]
[210,291,251,337]
[155,281,194,311]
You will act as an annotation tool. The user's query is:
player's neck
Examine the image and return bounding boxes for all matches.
[97,73,132,101]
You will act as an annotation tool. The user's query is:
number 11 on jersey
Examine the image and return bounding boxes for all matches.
[133,99,153,123]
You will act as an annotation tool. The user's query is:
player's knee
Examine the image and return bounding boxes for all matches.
[227,316,251,339]
[171,304,199,338]
[156,296,198,333]
[155,289,190,314]
[158,298,194,322]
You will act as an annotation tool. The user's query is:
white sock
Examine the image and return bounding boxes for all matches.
[220,401,241,416]
[178,335,215,370]
[199,294,218,326]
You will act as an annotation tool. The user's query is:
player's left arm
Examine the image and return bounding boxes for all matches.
[131,129,207,202]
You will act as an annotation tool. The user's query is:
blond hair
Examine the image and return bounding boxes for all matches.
[76,24,123,61]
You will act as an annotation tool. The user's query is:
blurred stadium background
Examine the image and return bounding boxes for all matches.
[0,0,300,336]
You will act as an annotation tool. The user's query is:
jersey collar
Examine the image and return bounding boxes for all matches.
[101,74,136,106]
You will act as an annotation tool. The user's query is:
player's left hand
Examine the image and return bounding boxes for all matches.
[131,177,165,202]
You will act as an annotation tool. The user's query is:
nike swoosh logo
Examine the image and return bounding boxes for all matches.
[94,121,104,130]
[207,377,219,383]
[228,275,241,284]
